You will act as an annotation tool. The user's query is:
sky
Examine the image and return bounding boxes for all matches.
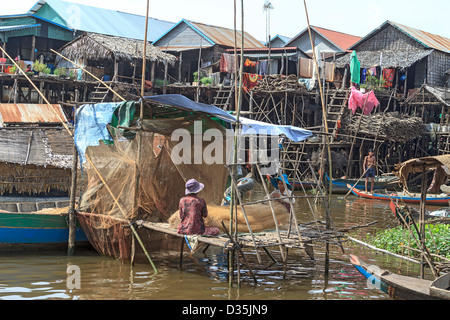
[3,0,450,42]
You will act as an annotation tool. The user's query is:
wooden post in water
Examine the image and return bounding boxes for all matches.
[68,102,78,256]
[419,164,427,278]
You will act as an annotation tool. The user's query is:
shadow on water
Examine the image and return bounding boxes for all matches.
[0,192,430,300]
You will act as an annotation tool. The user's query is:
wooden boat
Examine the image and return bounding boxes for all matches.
[324,172,398,193]
[293,180,317,190]
[389,200,450,226]
[349,254,449,300]
[347,184,450,206]
[430,273,450,300]
[0,208,89,252]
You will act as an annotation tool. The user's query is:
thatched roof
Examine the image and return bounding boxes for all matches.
[394,154,450,186]
[0,128,73,169]
[57,32,177,64]
[334,49,433,68]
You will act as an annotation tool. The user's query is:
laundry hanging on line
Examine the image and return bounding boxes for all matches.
[220,53,236,74]
[348,86,379,115]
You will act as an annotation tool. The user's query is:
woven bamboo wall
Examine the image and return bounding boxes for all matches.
[353,25,422,52]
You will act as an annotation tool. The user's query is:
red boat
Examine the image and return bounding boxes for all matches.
[347,184,450,206]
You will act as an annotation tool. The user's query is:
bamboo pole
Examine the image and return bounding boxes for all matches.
[228,0,245,287]
[225,165,262,263]
[255,164,286,261]
[303,0,334,276]
[140,0,150,120]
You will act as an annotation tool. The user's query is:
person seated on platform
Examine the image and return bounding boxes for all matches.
[363,149,376,193]
[177,179,220,236]
[267,174,295,211]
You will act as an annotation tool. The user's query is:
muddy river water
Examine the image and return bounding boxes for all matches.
[0,190,430,301]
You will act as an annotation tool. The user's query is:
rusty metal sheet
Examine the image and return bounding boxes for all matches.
[391,22,450,53]
[0,104,67,126]
[188,21,265,49]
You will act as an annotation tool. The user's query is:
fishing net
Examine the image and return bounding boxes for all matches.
[78,115,229,229]
[168,202,290,233]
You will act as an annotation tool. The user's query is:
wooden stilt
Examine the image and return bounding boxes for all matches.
[179,237,185,270]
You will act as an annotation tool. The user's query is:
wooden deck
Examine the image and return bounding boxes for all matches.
[136,220,316,255]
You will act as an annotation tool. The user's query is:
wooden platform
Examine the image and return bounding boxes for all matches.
[136,221,314,259]
[136,221,315,254]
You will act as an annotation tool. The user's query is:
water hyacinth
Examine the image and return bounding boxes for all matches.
[365,224,450,259]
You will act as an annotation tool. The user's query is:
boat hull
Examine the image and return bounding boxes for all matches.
[347,184,450,206]
[0,211,89,252]
[430,273,450,300]
[325,173,398,194]
[350,254,441,300]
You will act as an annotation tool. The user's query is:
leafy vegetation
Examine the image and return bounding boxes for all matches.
[32,60,47,73]
[365,223,450,259]
[200,77,212,85]
[360,75,386,91]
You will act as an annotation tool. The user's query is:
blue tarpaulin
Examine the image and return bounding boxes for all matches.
[238,117,312,142]
[74,102,118,163]
[146,94,313,142]
[145,94,237,124]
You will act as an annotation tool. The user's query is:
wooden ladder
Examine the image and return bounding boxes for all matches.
[326,89,349,143]
[90,82,111,103]
[438,133,450,155]
[213,85,235,110]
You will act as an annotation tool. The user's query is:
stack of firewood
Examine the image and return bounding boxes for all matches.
[348,113,425,142]
[253,74,306,92]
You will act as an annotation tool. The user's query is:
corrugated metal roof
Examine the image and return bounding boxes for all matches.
[0,104,67,126]
[154,19,265,49]
[0,24,41,32]
[390,21,450,54]
[29,0,175,41]
[350,21,450,54]
[187,20,264,48]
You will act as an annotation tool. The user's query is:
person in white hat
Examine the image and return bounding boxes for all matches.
[177,179,219,236]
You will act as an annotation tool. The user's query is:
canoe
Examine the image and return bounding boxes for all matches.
[347,184,450,206]
[0,208,89,252]
[324,172,399,193]
[349,254,448,300]
[430,273,450,300]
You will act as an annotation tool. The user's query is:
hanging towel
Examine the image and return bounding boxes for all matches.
[220,53,236,74]
[350,51,361,84]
